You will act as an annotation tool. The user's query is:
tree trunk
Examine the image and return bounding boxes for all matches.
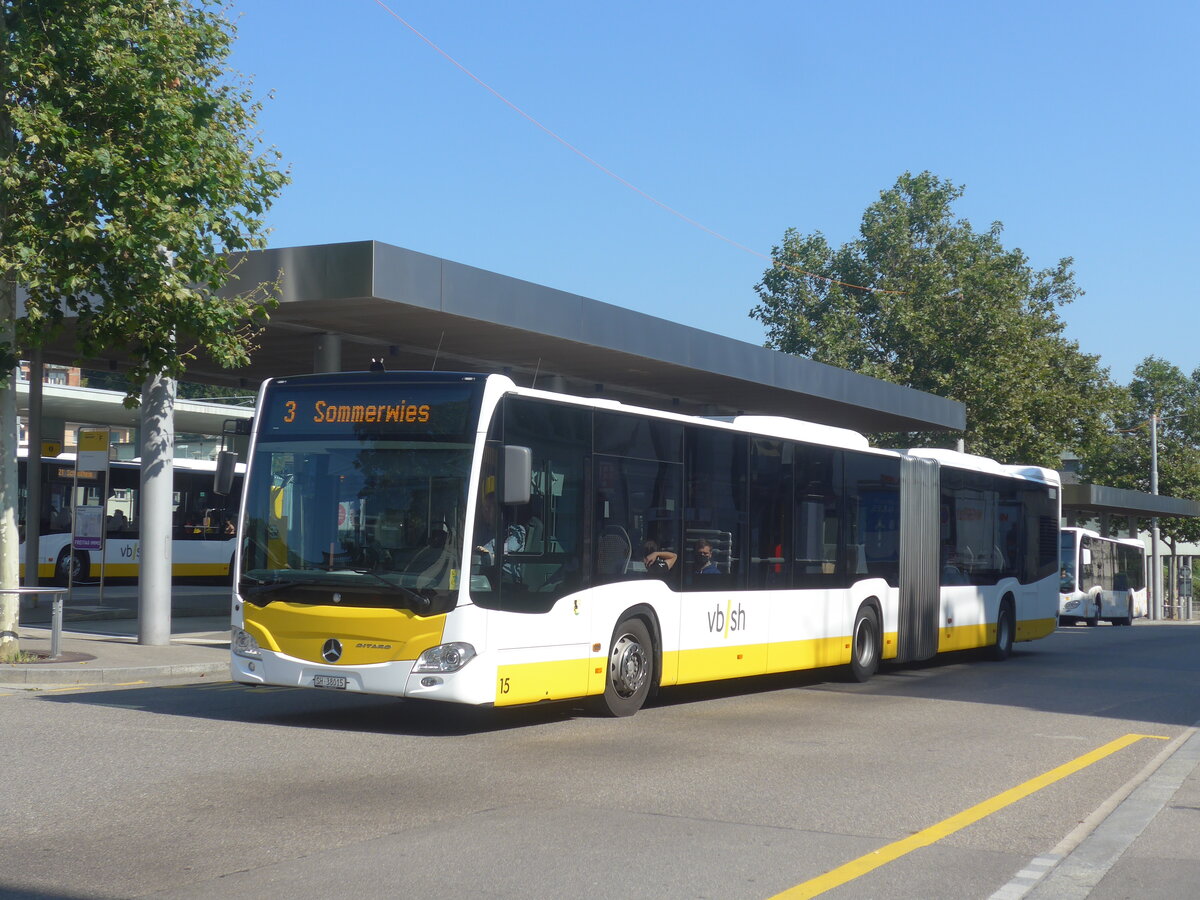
[0,278,20,657]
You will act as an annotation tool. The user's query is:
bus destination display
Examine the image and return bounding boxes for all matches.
[261,382,478,437]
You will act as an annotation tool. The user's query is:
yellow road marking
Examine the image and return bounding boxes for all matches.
[772,732,1171,899]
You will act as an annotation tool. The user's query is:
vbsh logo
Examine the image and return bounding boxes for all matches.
[706,601,746,636]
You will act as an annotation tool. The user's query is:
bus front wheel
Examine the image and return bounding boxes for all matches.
[848,605,881,682]
[1085,598,1099,627]
[598,617,653,717]
[54,548,87,585]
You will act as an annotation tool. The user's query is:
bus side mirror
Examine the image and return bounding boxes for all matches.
[214,450,238,496]
[1081,548,1092,567]
[503,445,532,505]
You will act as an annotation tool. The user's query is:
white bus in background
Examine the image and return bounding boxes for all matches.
[1059,526,1146,626]
[19,452,243,584]
[230,371,1062,716]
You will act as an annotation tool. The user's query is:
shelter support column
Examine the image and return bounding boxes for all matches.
[314,333,342,373]
[138,373,175,646]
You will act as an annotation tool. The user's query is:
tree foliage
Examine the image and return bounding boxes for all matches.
[1,0,288,393]
[0,0,287,656]
[751,172,1117,467]
[1079,357,1200,545]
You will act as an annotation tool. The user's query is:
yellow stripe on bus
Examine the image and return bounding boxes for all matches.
[765,636,854,675]
[676,642,770,684]
[496,658,594,706]
[1020,617,1057,640]
[494,618,1058,707]
[937,617,1058,653]
[23,562,230,579]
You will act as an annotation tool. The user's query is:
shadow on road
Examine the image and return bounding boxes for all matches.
[34,622,1200,733]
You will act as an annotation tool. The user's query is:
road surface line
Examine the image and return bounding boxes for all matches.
[771,733,1169,900]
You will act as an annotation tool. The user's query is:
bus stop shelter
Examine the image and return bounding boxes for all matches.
[21,240,974,644]
[27,240,967,433]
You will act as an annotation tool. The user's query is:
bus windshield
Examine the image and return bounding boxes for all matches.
[240,440,474,614]
[1059,531,1077,592]
[239,374,486,615]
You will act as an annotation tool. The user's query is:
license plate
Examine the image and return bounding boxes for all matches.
[313,674,348,690]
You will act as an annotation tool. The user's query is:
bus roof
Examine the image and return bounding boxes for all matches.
[906,448,1061,486]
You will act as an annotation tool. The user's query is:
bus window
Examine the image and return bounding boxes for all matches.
[684,427,746,591]
[469,397,588,611]
[846,451,900,585]
[749,438,790,589]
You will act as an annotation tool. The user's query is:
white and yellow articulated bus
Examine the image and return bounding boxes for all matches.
[1058,526,1146,626]
[230,371,1061,716]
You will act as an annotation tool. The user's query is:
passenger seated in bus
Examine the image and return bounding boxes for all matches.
[642,540,677,580]
[694,539,720,574]
[107,509,128,534]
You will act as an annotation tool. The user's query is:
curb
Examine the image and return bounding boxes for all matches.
[0,661,230,685]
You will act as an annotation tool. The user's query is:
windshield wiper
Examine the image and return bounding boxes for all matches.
[347,568,435,612]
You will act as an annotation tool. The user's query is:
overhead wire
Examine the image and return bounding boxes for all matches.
[370,0,902,296]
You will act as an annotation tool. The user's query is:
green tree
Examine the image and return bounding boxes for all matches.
[0,0,287,658]
[751,171,1116,467]
[1080,357,1200,546]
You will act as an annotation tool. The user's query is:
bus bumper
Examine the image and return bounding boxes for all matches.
[231,648,491,705]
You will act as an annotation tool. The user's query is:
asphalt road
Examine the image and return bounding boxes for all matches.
[2,621,1197,900]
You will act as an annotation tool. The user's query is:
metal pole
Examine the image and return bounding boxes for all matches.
[98,462,108,609]
[1150,412,1162,620]
[50,590,62,659]
[25,351,42,590]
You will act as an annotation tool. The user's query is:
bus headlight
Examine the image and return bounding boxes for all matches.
[232,628,262,659]
[413,642,476,673]
[1063,599,1080,611]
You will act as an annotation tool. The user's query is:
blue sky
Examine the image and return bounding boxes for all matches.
[227,1,1197,385]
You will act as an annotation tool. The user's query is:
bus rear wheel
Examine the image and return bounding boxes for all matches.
[598,617,653,717]
[990,601,1015,661]
[848,605,881,682]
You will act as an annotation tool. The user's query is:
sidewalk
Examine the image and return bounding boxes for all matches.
[0,583,231,688]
